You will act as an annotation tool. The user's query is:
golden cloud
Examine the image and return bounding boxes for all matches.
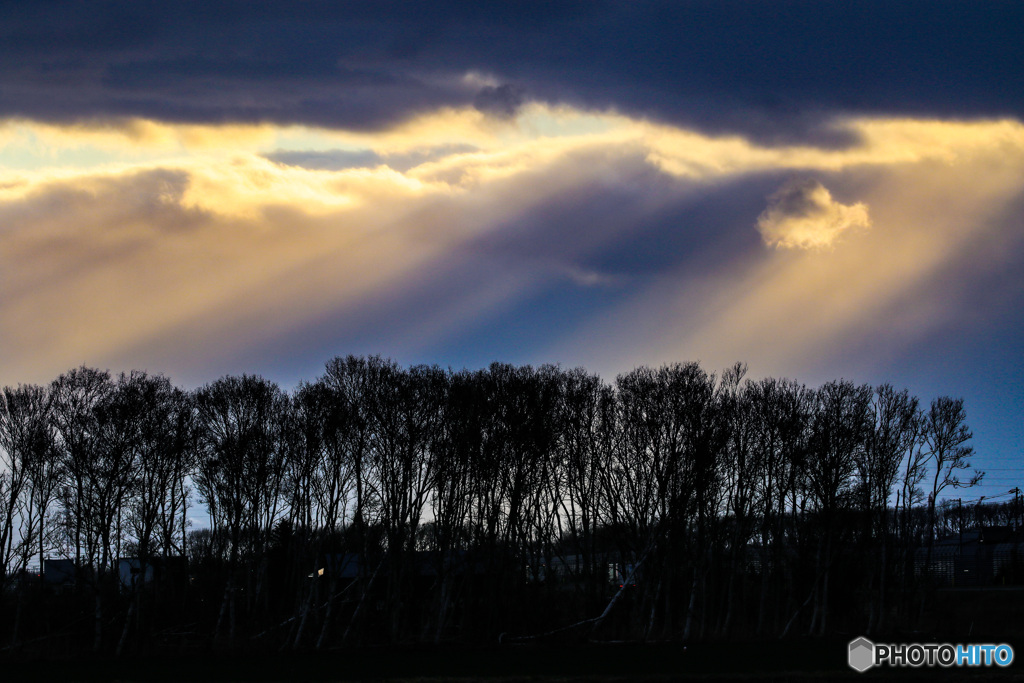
[756,179,871,250]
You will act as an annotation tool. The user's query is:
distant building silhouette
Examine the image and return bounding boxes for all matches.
[915,526,1024,586]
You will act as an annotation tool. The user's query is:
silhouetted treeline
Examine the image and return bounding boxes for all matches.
[0,358,992,654]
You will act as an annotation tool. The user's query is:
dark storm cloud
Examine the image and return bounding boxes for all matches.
[473,84,524,119]
[2,1,1022,141]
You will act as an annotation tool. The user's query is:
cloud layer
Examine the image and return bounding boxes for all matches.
[2,107,1023,392]
[2,2,1023,144]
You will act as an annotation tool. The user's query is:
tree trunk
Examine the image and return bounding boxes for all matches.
[877,543,888,633]
[682,568,698,641]
[646,574,663,640]
[433,573,454,644]
[292,572,317,649]
[215,573,233,642]
[10,588,24,649]
[316,578,338,650]
[94,586,104,652]
[344,557,385,644]
[116,592,136,656]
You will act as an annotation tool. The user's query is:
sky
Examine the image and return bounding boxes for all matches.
[1,1,1022,505]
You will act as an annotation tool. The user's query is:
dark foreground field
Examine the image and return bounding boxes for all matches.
[4,640,1024,683]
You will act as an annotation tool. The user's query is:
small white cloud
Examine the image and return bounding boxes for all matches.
[563,265,619,288]
[757,179,870,250]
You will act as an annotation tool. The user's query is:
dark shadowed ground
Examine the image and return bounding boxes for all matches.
[4,639,1023,682]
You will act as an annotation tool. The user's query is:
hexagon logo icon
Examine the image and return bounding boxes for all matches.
[848,637,875,673]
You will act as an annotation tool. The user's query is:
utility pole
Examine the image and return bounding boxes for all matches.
[956,498,963,589]
[1013,487,1021,532]
[957,498,962,550]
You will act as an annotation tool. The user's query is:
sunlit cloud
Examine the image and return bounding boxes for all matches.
[0,118,281,165]
[756,179,871,250]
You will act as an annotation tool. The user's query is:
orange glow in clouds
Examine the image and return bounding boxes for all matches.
[1,106,1023,384]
